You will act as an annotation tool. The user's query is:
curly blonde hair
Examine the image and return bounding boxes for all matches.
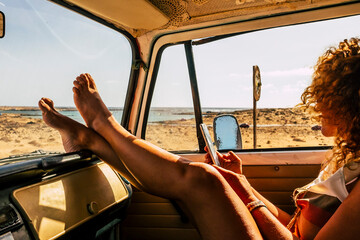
[301,38,360,174]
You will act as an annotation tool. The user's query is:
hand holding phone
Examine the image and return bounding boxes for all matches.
[200,123,220,166]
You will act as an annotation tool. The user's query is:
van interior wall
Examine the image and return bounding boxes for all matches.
[120,151,323,240]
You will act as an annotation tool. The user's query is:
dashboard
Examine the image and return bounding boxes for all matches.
[0,152,132,240]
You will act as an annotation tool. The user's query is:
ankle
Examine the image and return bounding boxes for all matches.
[91,113,114,134]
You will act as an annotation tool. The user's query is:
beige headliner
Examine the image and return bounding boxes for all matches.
[64,0,355,37]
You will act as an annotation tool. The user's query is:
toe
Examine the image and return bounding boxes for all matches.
[80,73,90,88]
[42,98,56,111]
[72,87,80,95]
[86,73,97,90]
[38,99,51,112]
[73,80,81,90]
[76,77,85,89]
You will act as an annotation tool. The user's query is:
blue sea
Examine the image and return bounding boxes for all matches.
[0,107,242,124]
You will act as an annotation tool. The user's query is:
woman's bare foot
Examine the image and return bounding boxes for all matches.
[39,97,94,153]
[73,73,112,130]
[39,98,142,188]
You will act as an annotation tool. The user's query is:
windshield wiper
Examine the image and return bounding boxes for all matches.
[0,150,95,178]
[0,150,62,165]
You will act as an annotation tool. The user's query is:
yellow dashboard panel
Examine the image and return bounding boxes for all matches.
[12,162,129,240]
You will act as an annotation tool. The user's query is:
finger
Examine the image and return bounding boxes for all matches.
[229,151,237,157]
[221,153,234,162]
[212,166,243,183]
[204,146,208,152]
[229,151,240,159]
[221,151,233,159]
[212,165,234,176]
[216,151,223,158]
[216,151,224,160]
[204,153,212,164]
[215,152,227,167]
[229,151,243,173]
[226,151,241,162]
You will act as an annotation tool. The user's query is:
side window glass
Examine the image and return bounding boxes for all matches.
[146,15,360,152]
[145,45,198,151]
[193,15,360,149]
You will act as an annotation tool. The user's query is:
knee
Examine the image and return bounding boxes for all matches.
[181,163,225,199]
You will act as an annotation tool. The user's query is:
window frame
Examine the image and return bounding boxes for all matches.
[142,41,206,151]
[141,38,334,153]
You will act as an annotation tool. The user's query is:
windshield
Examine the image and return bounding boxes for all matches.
[0,0,131,159]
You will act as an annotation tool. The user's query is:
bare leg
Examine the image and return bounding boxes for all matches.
[38,97,143,189]
[72,74,262,240]
[73,74,195,197]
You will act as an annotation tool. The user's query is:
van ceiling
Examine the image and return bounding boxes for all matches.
[64,0,356,37]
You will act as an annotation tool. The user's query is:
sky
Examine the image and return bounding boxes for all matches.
[151,16,360,109]
[0,0,131,108]
[1,0,360,109]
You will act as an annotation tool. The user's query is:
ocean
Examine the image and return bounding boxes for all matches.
[0,107,242,124]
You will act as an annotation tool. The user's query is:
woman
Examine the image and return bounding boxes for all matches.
[38,38,360,239]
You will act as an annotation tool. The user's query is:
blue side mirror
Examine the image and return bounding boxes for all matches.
[213,114,242,150]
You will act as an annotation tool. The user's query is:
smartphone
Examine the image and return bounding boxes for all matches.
[200,123,220,166]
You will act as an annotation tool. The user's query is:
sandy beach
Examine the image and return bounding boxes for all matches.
[0,113,63,159]
[0,107,333,159]
[146,107,333,151]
